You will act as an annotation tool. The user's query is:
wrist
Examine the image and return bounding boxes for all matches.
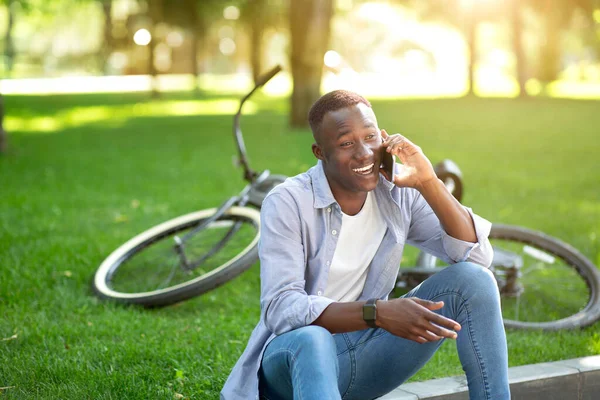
[375,300,386,328]
[416,176,443,195]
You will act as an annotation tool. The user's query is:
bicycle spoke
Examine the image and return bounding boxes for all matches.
[107,216,258,294]
[492,236,591,324]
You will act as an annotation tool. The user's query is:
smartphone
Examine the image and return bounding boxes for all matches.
[379,145,395,182]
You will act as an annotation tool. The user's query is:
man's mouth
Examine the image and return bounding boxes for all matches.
[352,163,375,175]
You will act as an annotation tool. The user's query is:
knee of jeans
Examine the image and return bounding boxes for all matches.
[447,262,499,300]
[291,325,337,359]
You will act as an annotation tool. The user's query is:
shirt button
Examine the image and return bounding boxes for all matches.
[327,207,332,212]
[317,291,322,296]
[326,261,330,266]
[332,230,337,236]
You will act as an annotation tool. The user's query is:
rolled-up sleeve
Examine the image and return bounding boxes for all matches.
[406,191,493,268]
[259,191,335,335]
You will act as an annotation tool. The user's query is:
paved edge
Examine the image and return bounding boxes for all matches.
[379,355,600,400]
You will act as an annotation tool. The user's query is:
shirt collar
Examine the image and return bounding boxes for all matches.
[310,160,396,209]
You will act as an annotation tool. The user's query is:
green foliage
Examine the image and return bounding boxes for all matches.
[0,92,599,398]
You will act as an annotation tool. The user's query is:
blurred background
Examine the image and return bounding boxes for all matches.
[1,0,600,128]
[1,1,600,398]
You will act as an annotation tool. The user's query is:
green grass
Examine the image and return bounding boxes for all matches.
[1,92,599,399]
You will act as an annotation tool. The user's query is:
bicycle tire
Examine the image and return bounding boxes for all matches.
[415,224,600,330]
[93,206,261,307]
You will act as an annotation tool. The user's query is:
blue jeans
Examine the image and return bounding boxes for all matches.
[259,262,510,400]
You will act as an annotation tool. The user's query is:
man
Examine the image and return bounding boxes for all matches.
[221,90,509,400]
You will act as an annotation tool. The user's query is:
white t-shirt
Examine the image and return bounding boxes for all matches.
[323,191,387,302]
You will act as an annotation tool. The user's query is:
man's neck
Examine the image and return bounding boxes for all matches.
[330,187,368,216]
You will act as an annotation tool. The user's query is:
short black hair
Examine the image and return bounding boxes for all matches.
[308,90,372,140]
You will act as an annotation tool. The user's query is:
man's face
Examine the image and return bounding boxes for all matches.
[312,103,382,196]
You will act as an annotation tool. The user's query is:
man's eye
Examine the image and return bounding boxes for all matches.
[341,141,352,147]
[366,134,375,139]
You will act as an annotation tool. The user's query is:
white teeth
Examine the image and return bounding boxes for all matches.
[353,163,374,173]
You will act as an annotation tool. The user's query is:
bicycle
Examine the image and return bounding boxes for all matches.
[93,66,600,331]
[395,162,600,331]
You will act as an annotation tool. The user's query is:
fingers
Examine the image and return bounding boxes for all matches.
[427,322,459,340]
[381,129,389,139]
[428,312,461,332]
[408,329,443,344]
[411,298,461,337]
[412,298,444,311]
[382,133,419,158]
[410,322,457,343]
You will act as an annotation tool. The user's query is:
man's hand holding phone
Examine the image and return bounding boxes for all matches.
[380,129,437,191]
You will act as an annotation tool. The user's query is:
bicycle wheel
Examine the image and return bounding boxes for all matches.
[93,206,261,307]
[415,224,600,330]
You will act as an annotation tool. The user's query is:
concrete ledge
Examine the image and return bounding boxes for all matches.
[379,355,600,400]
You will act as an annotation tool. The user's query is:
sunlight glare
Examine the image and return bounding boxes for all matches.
[5,100,257,134]
[133,29,151,46]
[223,6,240,20]
[166,31,184,48]
[324,51,342,68]
[219,38,236,55]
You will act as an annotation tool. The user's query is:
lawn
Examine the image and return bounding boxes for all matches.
[1,91,599,399]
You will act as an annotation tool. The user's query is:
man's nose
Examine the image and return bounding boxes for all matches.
[354,142,373,161]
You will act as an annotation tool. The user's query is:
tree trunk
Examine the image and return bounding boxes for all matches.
[465,9,476,96]
[289,0,333,128]
[249,0,266,84]
[147,1,164,98]
[538,0,561,85]
[4,0,16,76]
[185,0,200,93]
[511,0,527,97]
[100,0,113,75]
[0,94,7,154]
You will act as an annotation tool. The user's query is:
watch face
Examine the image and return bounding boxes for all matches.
[363,304,376,321]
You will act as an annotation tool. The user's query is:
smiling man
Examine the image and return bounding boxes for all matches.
[221,90,510,400]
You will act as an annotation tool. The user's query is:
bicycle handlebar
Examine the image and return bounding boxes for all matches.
[233,65,283,182]
[255,65,282,88]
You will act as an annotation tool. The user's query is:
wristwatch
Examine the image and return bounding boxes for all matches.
[363,298,378,328]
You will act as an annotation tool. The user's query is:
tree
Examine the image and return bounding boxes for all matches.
[289,0,334,128]
[239,0,287,84]
[0,0,21,153]
[99,0,113,75]
[190,0,222,90]
[2,0,25,76]
[510,0,527,97]
[527,0,595,85]
[402,0,481,96]
[146,0,165,97]
[159,0,222,92]
[240,0,268,84]
[402,0,525,96]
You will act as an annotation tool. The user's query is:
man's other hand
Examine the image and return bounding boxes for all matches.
[376,297,461,343]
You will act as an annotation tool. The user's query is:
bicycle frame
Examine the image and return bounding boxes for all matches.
[173,66,283,269]
[233,65,282,183]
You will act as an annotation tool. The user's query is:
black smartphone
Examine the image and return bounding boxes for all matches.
[379,145,394,182]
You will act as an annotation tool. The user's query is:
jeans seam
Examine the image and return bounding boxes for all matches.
[261,349,301,400]
[429,290,492,400]
[336,332,354,356]
[342,348,356,400]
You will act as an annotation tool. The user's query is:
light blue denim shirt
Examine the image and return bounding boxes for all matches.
[220,161,493,400]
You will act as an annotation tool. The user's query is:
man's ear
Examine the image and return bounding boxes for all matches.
[312,143,324,161]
